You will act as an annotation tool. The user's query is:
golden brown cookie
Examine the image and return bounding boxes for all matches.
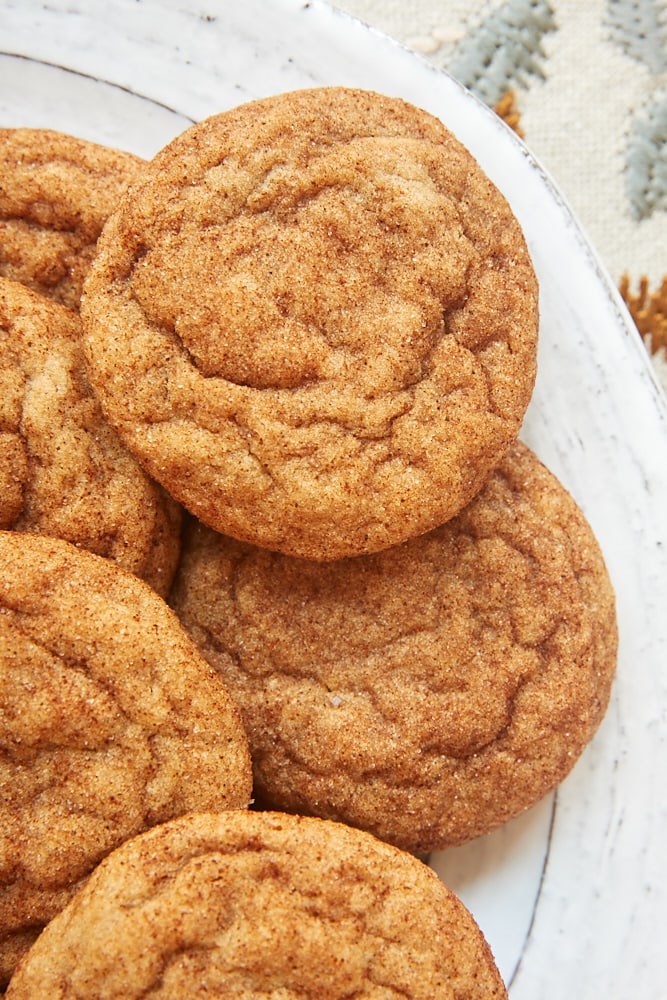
[0,531,253,987]
[81,86,539,560]
[0,128,144,310]
[5,810,507,999]
[0,277,181,595]
[170,441,617,854]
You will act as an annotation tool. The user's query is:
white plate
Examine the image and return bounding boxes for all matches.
[2,1,667,995]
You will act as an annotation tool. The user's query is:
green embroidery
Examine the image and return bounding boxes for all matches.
[606,1,667,219]
[626,85,667,220]
[605,0,667,74]
[448,0,557,107]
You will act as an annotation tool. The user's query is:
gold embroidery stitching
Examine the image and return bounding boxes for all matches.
[619,274,667,357]
[494,90,525,137]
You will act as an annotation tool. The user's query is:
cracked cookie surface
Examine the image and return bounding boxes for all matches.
[81,87,539,560]
[5,810,507,999]
[0,532,253,987]
[170,442,617,853]
[0,128,145,310]
[0,277,182,595]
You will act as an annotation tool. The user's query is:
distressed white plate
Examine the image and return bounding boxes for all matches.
[2,1,667,995]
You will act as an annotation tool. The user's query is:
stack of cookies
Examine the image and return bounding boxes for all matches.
[0,129,182,596]
[1,88,617,997]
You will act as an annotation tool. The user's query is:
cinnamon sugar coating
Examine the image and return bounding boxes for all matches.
[0,278,181,595]
[170,442,617,853]
[5,811,507,999]
[0,532,252,986]
[0,128,144,310]
[81,87,539,560]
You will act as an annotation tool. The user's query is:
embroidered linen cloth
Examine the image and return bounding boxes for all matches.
[329,0,667,392]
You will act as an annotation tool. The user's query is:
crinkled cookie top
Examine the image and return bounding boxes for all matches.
[5,811,507,999]
[82,87,539,560]
[0,128,145,310]
[170,442,617,853]
[0,277,181,595]
[0,532,252,986]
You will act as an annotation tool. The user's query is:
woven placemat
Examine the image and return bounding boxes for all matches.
[330,0,667,392]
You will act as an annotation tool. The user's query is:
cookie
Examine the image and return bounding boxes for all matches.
[170,441,617,854]
[81,86,539,560]
[0,531,253,987]
[0,128,144,310]
[5,810,507,999]
[0,277,181,595]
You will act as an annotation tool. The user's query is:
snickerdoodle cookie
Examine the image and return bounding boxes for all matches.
[0,277,181,595]
[5,810,507,999]
[0,128,144,310]
[0,531,252,987]
[81,87,539,560]
[170,441,617,854]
